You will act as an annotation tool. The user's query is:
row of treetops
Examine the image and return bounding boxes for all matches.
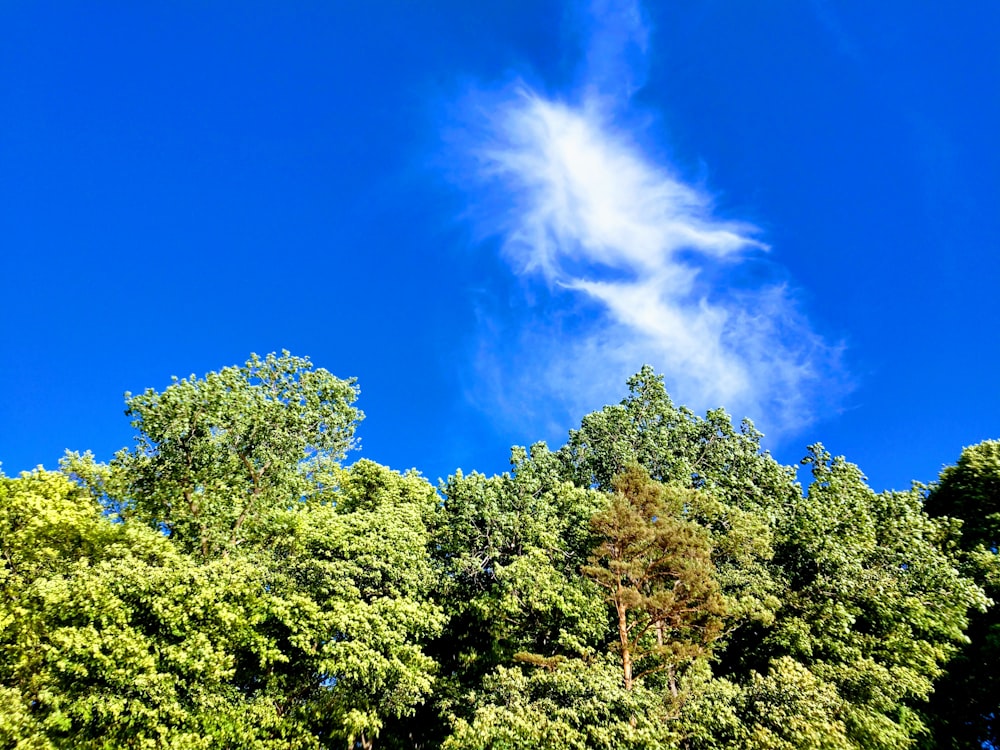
[1,352,996,749]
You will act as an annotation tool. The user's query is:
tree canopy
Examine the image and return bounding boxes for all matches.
[0,353,993,748]
[921,440,1000,748]
[113,351,361,558]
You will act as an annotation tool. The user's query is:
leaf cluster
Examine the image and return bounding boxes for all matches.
[1,355,993,749]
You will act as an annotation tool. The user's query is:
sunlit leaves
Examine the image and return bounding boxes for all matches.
[0,471,284,748]
[115,351,361,557]
[1,357,993,749]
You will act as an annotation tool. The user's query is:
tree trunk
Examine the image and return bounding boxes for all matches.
[617,585,633,690]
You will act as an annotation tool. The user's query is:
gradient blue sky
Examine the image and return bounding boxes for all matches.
[2,1,998,491]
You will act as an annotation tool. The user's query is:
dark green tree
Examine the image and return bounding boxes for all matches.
[558,365,790,641]
[422,444,609,747]
[558,366,798,512]
[922,440,1000,749]
[555,367,984,749]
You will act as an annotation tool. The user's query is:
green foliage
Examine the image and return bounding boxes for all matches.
[112,351,361,558]
[1,464,444,748]
[925,440,1000,555]
[551,368,980,749]
[0,471,291,748]
[264,460,446,746]
[444,656,679,750]
[735,657,851,750]
[419,444,609,745]
[558,365,789,645]
[921,440,1000,748]
[2,355,445,749]
[2,357,992,749]
[559,366,798,512]
[434,444,608,663]
[759,446,986,748]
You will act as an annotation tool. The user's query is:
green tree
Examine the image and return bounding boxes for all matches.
[558,365,789,643]
[0,470,295,749]
[922,440,1000,749]
[263,460,446,749]
[558,366,797,512]
[423,444,609,747]
[10,356,988,750]
[435,445,607,662]
[4,464,442,749]
[443,656,679,750]
[554,367,983,748]
[758,446,986,749]
[21,355,443,749]
[112,351,361,558]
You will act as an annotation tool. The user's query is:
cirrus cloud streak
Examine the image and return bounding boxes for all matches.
[453,3,846,440]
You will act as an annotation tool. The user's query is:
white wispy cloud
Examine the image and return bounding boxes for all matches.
[452,0,846,439]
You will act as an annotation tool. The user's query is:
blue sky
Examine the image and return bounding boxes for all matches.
[2,1,998,492]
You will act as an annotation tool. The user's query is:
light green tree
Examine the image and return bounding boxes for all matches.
[7,355,443,749]
[4,464,442,749]
[558,366,798,511]
[558,365,788,631]
[444,656,679,750]
[263,459,446,749]
[0,470,294,749]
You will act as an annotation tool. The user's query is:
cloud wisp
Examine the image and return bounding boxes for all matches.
[452,1,845,439]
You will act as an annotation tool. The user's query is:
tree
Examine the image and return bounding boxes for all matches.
[263,460,446,749]
[555,367,984,748]
[922,440,1000,749]
[422,444,609,748]
[434,444,607,662]
[758,446,986,749]
[111,351,361,557]
[558,366,798,513]
[557,365,790,645]
[0,470,296,749]
[582,465,726,693]
[443,656,678,750]
[2,464,443,748]
[45,355,443,748]
[9,357,991,749]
